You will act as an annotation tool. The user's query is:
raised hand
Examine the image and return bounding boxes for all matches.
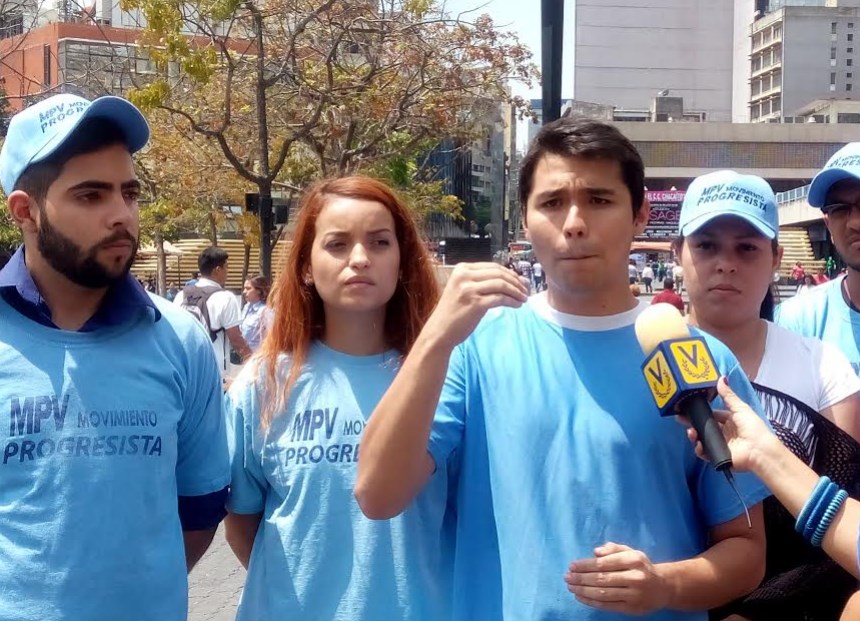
[422,262,530,352]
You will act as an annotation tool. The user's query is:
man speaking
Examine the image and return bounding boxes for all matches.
[356,118,770,620]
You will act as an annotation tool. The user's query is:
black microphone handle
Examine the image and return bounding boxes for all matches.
[682,392,733,471]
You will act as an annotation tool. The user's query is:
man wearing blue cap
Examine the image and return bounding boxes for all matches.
[776,143,860,376]
[0,94,230,621]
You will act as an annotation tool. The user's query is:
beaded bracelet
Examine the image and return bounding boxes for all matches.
[796,476,833,535]
[811,489,849,547]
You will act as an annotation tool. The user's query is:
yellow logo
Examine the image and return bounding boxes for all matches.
[669,339,719,385]
[643,350,678,409]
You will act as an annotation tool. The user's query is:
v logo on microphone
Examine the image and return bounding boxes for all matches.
[643,351,678,409]
[669,339,719,385]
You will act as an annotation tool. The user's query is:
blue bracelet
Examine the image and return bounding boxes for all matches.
[796,476,833,534]
[812,489,849,547]
[804,481,839,541]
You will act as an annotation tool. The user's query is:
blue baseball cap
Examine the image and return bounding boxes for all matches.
[808,143,860,208]
[0,94,150,196]
[678,170,778,239]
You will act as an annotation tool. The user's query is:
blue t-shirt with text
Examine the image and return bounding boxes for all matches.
[227,342,454,621]
[0,293,229,621]
[427,295,771,621]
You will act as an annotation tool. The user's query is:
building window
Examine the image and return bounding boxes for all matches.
[833,47,838,59]
[832,72,837,84]
[850,48,855,53]
[833,22,839,34]
[850,59,855,66]
[849,72,854,78]
[851,23,855,29]
[850,34,855,42]
[0,12,24,39]
[849,84,854,91]
[43,45,51,87]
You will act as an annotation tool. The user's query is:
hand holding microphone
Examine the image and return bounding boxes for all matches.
[688,376,781,476]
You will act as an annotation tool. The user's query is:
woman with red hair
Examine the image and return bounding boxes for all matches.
[223,176,452,621]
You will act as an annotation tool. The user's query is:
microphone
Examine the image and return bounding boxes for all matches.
[634,303,732,471]
[635,304,751,526]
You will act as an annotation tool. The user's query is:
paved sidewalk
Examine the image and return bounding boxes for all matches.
[188,527,245,621]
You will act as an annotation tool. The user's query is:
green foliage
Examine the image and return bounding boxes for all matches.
[128,80,171,111]
[120,0,537,254]
[366,154,463,222]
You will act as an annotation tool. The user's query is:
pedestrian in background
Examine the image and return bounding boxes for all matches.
[240,275,272,353]
[642,262,655,293]
[797,273,817,295]
[174,247,251,381]
[651,277,685,314]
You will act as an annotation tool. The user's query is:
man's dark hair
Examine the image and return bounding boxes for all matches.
[663,278,675,290]
[13,117,128,207]
[519,117,645,216]
[199,246,229,275]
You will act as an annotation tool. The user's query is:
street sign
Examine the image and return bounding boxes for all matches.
[640,190,686,240]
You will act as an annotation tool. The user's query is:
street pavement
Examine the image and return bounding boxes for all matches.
[188,526,245,621]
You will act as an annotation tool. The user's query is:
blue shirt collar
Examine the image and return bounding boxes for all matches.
[0,246,161,331]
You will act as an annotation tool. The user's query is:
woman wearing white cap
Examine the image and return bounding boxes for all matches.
[673,170,860,621]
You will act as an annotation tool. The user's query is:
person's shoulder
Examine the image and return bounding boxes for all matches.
[229,357,265,396]
[210,287,237,300]
[151,292,198,325]
[778,278,840,316]
[149,293,212,345]
[209,287,240,310]
[690,326,739,369]
[765,321,824,357]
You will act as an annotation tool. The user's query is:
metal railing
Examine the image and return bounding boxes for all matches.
[776,184,810,204]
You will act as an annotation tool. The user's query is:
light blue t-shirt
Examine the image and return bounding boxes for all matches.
[775,276,860,375]
[227,342,454,621]
[427,294,771,621]
[0,293,230,621]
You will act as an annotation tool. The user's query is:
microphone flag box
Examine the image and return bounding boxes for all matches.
[641,336,719,416]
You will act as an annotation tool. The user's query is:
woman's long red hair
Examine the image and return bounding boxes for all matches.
[258,176,440,427]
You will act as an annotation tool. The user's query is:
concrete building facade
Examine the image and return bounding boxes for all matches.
[574,0,736,121]
[470,100,514,252]
[0,21,146,109]
[789,97,860,121]
[749,1,860,122]
[614,120,860,189]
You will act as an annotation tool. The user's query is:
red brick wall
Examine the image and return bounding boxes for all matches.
[0,23,141,110]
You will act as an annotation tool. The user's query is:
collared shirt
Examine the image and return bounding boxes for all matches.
[0,246,160,331]
[240,300,271,353]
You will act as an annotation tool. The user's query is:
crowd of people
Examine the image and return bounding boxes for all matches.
[5,92,860,621]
